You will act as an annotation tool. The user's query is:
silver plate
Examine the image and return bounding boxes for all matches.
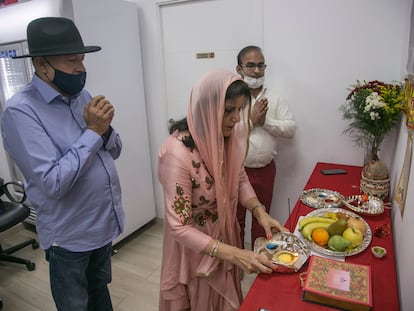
[300,208,372,257]
[300,188,345,209]
[254,232,310,273]
[343,195,384,216]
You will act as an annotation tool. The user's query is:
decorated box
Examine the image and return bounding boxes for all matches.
[302,255,372,311]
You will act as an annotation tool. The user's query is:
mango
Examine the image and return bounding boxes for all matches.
[327,219,348,236]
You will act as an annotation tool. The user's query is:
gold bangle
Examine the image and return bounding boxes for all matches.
[251,203,266,215]
[249,118,254,129]
[212,241,220,258]
[209,240,220,258]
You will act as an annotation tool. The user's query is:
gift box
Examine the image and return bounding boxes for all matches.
[302,255,372,311]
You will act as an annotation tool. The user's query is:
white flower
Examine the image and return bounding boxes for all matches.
[364,92,386,113]
[370,111,380,120]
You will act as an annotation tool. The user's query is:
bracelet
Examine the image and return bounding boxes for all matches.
[212,241,220,258]
[209,240,221,258]
[251,203,266,215]
[249,118,254,129]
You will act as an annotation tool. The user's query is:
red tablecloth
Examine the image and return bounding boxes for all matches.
[239,162,399,311]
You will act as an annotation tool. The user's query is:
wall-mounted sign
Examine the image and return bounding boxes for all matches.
[196,52,215,59]
[0,49,17,58]
[0,0,18,7]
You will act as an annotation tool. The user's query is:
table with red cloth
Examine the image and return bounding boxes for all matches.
[240,162,399,311]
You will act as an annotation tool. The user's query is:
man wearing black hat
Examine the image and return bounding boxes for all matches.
[1,17,124,310]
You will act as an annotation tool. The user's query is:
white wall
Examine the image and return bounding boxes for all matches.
[0,0,73,44]
[132,0,412,309]
[263,0,410,223]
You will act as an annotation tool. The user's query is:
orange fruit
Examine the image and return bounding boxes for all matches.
[311,228,330,246]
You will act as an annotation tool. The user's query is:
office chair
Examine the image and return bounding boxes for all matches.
[0,177,38,271]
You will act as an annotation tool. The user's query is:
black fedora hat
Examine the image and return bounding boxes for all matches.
[13,17,101,59]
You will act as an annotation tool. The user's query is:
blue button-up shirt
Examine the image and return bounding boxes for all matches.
[1,74,124,251]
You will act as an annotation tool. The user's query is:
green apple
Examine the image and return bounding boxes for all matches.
[342,227,363,247]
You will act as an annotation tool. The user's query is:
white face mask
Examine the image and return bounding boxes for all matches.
[243,75,265,89]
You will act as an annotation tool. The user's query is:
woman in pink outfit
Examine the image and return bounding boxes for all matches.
[158,69,288,311]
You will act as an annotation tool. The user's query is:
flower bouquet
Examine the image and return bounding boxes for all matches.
[341,80,405,165]
[341,80,405,198]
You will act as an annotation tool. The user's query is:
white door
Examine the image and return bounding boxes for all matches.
[159,0,264,244]
[159,0,264,120]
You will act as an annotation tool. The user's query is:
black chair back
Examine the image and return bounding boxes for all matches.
[0,178,29,232]
[0,178,26,204]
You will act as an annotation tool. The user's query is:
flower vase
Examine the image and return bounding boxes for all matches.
[363,144,378,168]
[360,141,390,199]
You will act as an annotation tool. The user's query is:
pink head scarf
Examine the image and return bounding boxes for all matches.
[188,69,250,247]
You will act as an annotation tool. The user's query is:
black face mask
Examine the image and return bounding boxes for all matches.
[52,69,86,96]
[44,58,86,96]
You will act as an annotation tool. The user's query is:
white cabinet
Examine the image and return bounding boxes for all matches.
[71,0,156,244]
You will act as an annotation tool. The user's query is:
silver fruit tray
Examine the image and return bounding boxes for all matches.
[299,208,372,257]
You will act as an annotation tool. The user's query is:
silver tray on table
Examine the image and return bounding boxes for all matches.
[343,195,384,216]
[254,232,310,273]
[300,188,344,209]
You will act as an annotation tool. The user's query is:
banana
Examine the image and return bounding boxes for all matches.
[298,216,336,230]
[322,212,338,220]
[300,221,332,240]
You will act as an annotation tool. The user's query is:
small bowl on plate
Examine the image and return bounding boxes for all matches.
[254,232,310,273]
[371,246,387,258]
[272,250,299,265]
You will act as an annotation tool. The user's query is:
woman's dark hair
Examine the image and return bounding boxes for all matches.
[225,79,251,103]
[168,118,195,149]
[168,118,188,134]
[168,79,250,149]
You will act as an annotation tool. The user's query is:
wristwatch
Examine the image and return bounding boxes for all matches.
[101,126,113,146]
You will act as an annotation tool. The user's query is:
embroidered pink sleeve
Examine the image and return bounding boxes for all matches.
[159,151,211,253]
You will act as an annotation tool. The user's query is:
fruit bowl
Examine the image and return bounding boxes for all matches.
[297,208,372,257]
[254,232,310,273]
